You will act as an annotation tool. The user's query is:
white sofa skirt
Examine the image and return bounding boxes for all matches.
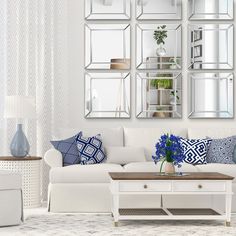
[48,183,236,213]
[0,189,23,227]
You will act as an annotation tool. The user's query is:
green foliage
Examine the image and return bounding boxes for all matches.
[150,74,172,89]
[153,25,168,45]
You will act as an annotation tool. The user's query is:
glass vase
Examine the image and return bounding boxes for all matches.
[156,44,166,57]
[165,162,175,175]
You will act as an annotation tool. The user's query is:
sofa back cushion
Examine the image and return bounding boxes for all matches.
[105,147,146,165]
[188,128,236,139]
[124,128,187,161]
[54,127,124,147]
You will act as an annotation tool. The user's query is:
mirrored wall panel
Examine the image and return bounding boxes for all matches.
[85,24,131,70]
[188,0,233,20]
[136,24,181,70]
[136,0,181,20]
[136,72,182,118]
[85,72,130,118]
[188,73,233,119]
[188,24,233,70]
[85,0,131,20]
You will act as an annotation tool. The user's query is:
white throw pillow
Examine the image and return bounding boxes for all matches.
[105,147,146,165]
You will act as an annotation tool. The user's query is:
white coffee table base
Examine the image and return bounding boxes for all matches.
[110,179,233,227]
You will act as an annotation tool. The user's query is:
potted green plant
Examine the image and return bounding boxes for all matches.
[153,25,168,57]
[150,74,172,89]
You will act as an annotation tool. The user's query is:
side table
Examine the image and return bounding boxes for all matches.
[0,156,42,208]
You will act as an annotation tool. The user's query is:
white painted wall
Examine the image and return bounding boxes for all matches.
[64,0,236,135]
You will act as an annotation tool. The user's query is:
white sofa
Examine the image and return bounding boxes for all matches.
[44,127,236,213]
[0,170,23,226]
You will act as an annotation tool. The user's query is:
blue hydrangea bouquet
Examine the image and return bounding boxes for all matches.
[152,134,184,174]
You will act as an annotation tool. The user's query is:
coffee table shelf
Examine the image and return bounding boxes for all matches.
[109,172,234,226]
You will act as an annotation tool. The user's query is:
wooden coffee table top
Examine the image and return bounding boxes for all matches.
[109,172,234,180]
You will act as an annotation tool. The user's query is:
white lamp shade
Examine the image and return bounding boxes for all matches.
[4,96,36,119]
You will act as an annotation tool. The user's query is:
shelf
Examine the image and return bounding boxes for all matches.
[168,208,220,216]
[119,208,167,216]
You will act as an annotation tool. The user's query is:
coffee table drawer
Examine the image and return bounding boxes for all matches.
[173,181,226,192]
[119,181,172,192]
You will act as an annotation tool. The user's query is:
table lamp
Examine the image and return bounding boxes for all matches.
[4,96,36,157]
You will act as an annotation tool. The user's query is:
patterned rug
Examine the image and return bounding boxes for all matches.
[1,209,236,236]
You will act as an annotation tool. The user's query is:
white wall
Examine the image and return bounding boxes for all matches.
[64,0,236,134]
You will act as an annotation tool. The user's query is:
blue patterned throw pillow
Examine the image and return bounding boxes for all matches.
[207,136,236,164]
[76,132,106,165]
[50,135,80,166]
[180,138,212,165]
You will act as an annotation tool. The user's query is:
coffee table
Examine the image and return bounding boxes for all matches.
[109,172,234,226]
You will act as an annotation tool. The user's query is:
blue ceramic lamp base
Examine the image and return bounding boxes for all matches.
[10,124,30,158]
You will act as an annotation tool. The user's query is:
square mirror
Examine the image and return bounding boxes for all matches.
[136,72,182,118]
[85,0,131,20]
[188,24,233,70]
[85,72,130,118]
[188,73,233,119]
[85,24,131,70]
[136,0,182,20]
[136,24,181,70]
[188,0,233,20]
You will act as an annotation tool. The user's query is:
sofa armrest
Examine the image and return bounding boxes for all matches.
[44,149,63,168]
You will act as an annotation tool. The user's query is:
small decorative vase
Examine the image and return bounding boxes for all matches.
[10,124,30,157]
[156,44,166,57]
[165,162,175,175]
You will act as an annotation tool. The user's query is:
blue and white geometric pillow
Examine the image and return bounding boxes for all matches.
[207,136,236,164]
[76,132,106,165]
[180,138,212,165]
[50,135,81,166]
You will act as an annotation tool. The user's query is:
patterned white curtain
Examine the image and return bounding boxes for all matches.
[0,0,69,200]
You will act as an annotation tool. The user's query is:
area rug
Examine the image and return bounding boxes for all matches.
[1,209,236,236]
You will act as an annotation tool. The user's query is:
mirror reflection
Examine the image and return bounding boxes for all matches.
[189,73,233,118]
[136,0,181,20]
[136,72,182,118]
[85,73,130,118]
[85,24,130,70]
[137,24,181,70]
[188,0,233,20]
[85,0,131,20]
[188,24,233,70]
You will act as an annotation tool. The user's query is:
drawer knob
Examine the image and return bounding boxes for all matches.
[198,184,203,189]
[144,184,148,189]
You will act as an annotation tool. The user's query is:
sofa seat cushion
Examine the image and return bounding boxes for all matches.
[197,164,236,181]
[50,163,124,183]
[0,170,21,190]
[124,162,200,173]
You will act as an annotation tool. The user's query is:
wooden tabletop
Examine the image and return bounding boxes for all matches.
[0,156,42,161]
[109,172,234,180]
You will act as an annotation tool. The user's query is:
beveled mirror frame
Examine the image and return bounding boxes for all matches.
[136,0,182,20]
[136,72,182,119]
[188,73,234,119]
[85,24,131,70]
[188,0,234,20]
[85,0,131,20]
[188,24,234,70]
[85,72,131,118]
[136,24,182,70]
